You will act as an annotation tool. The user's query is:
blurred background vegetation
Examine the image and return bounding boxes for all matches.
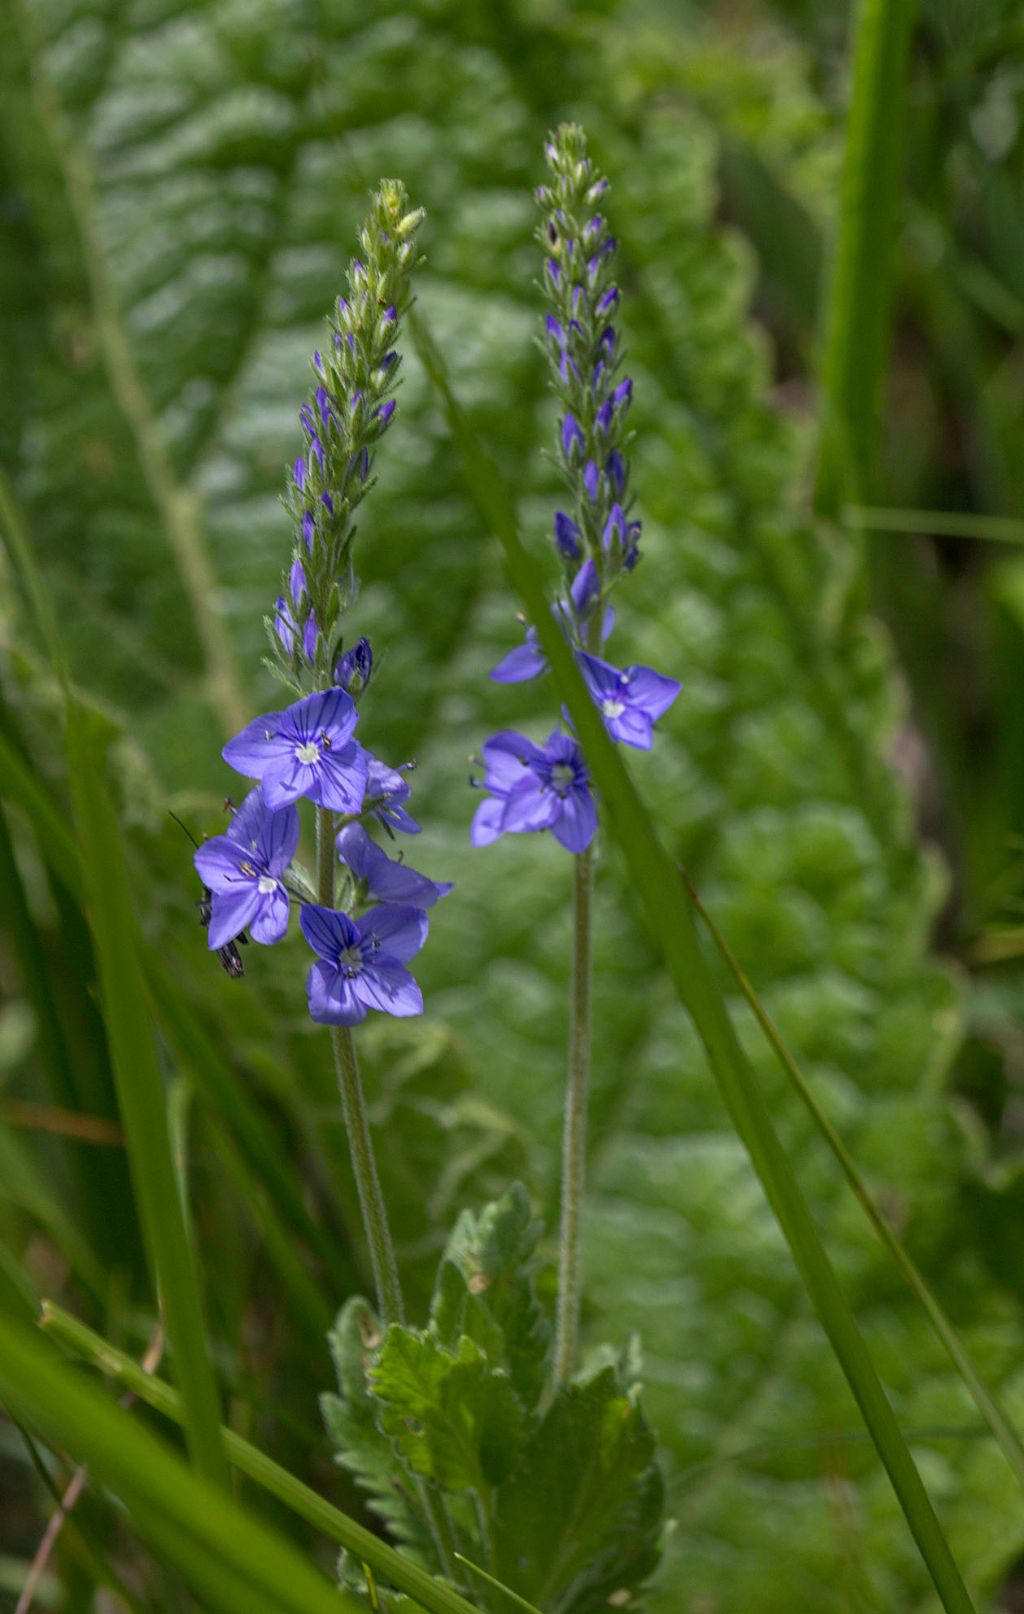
[2,0,1024,1608]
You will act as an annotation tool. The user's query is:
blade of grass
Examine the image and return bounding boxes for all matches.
[815,0,919,512]
[0,1307,367,1614]
[412,311,976,1614]
[686,878,1024,1496]
[64,700,228,1488]
[42,1302,520,1614]
[845,505,1024,546]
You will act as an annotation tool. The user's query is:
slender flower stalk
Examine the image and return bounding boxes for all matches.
[471,127,680,1387]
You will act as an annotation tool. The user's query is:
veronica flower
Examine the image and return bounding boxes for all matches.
[470,729,596,853]
[577,653,680,749]
[336,822,452,907]
[301,902,427,1025]
[193,788,299,948]
[223,688,367,812]
[335,636,373,696]
[362,755,420,834]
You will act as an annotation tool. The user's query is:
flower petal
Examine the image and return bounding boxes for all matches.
[335,822,378,880]
[355,961,423,1019]
[471,797,506,847]
[356,903,428,964]
[624,664,681,722]
[289,687,358,748]
[258,802,300,874]
[481,731,539,792]
[309,741,369,813]
[222,711,295,778]
[194,836,248,892]
[606,706,652,749]
[249,883,290,944]
[501,779,560,835]
[207,885,262,950]
[306,960,368,1026]
[490,642,547,684]
[226,787,270,851]
[300,903,358,962]
[551,788,597,854]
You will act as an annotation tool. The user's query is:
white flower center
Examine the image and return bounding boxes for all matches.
[257,875,277,894]
[602,698,625,718]
[338,944,363,975]
[550,762,575,794]
[295,739,321,765]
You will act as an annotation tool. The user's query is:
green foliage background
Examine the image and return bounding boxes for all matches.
[2,0,1024,1610]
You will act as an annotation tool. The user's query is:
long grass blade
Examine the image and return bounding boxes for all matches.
[686,879,1024,1495]
[846,505,1024,546]
[0,1307,367,1614]
[41,1302,518,1614]
[412,312,976,1614]
[64,701,228,1488]
[815,0,919,511]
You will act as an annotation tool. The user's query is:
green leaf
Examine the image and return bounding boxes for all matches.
[430,1184,550,1411]
[373,1327,525,1495]
[323,1296,435,1563]
[492,1364,663,1614]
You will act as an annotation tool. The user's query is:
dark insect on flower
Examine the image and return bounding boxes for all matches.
[168,810,248,979]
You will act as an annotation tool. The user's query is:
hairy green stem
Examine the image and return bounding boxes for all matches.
[553,840,593,1386]
[315,804,404,1327]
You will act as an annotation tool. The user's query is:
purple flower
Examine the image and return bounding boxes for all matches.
[554,511,582,560]
[194,789,299,949]
[223,689,367,813]
[363,755,420,834]
[596,285,619,314]
[578,654,680,749]
[336,823,452,907]
[335,636,373,695]
[374,399,396,428]
[471,729,596,854]
[583,460,600,501]
[613,377,633,411]
[301,903,427,1026]
[606,451,626,496]
[273,560,319,660]
[301,510,315,549]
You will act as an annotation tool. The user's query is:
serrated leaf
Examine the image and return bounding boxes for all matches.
[430,1183,550,1410]
[323,1298,434,1564]
[372,1327,525,1495]
[492,1364,663,1614]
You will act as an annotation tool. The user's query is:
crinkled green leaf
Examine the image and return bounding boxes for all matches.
[372,1326,525,1495]
[492,1363,663,1614]
[430,1183,550,1411]
[323,1297,434,1566]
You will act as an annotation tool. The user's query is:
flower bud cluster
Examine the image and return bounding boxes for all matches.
[535,125,640,622]
[273,180,425,689]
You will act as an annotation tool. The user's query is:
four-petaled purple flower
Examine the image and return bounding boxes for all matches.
[337,823,452,908]
[577,653,680,749]
[490,562,614,684]
[194,789,299,949]
[471,730,596,854]
[301,903,427,1025]
[223,689,368,812]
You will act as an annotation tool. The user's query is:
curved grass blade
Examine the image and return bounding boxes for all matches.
[65,700,228,1488]
[685,879,1024,1495]
[42,1302,521,1614]
[0,1307,366,1614]
[412,312,976,1614]
[815,0,919,511]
